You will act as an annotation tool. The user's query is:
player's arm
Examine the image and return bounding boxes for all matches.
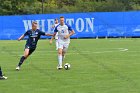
[49,24,55,44]
[45,33,53,36]
[50,26,58,44]
[64,25,75,39]
[49,32,57,45]
[18,34,25,41]
[64,30,75,39]
[39,30,53,36]
[18,31,29,41]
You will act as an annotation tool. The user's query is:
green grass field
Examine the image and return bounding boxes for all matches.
[0,38,140,93]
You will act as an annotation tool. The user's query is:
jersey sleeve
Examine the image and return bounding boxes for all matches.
[54,26,58,32]
[39,31,46,35]
[24,31,29,36]
[67,24,73,31]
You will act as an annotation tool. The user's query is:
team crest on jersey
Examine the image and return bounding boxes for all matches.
[31,32,38,37]
[35,32,38,35]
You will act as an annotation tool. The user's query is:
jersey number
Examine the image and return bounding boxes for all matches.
[61,30,65,33]
[33,38,35,42]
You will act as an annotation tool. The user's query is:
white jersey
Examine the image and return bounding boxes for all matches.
[54,23,73,44]
[54,23,59,27]
[54,23,59,39]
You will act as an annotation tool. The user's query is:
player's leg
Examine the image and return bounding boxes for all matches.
[57,43,63,69]
[62,43,69,62]
[16,48,36,70]
[16,48,30,70]
[0,66,2,77]
[0,66,8,80]
[62,48,66,62]
[55,39,58,50]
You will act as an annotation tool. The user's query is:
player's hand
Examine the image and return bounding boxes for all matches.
[17,38,21,41]
[64,35,69,39]
[49,40,52,45]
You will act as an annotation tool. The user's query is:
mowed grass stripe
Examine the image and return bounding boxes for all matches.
[0,39,140,93]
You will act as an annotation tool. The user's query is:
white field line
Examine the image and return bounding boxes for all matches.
[109,39,134,42]
[4,48,128,56]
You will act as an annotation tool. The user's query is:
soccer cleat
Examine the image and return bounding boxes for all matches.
[16,66,20,71]
[0,76,8,80]
[57,65,63,70]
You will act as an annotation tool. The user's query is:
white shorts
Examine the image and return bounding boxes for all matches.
[58,42,69,49]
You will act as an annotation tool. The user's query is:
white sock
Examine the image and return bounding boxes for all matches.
[58,55,62,66]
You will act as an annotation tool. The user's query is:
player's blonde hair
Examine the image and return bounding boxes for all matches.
[32,21,37,25]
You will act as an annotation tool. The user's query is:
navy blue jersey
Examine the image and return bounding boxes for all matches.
[24,29,45,49]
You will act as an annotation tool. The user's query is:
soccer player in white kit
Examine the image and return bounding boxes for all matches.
[51,18,59,50]
[50,16,75,69]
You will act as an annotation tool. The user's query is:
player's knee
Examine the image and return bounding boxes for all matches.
[24,49,29,57]
[58,51,62,55]
[24,54,28,58]
[24,52,29,58]
[58,50,62,55]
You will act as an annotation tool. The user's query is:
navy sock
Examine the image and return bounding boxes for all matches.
[0,66,2,76]
[18,56,26,67]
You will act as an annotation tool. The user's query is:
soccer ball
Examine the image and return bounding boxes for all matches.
[64,63,71,70]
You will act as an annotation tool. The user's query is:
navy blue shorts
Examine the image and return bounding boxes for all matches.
[25,45,36,55]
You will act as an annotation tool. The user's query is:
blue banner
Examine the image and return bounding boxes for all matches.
[0,11,140,40]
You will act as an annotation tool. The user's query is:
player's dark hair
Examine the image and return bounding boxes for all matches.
[55,18,58,21]
[60,16,64,19]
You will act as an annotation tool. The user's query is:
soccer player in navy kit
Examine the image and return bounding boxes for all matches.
[16,21,52,70]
